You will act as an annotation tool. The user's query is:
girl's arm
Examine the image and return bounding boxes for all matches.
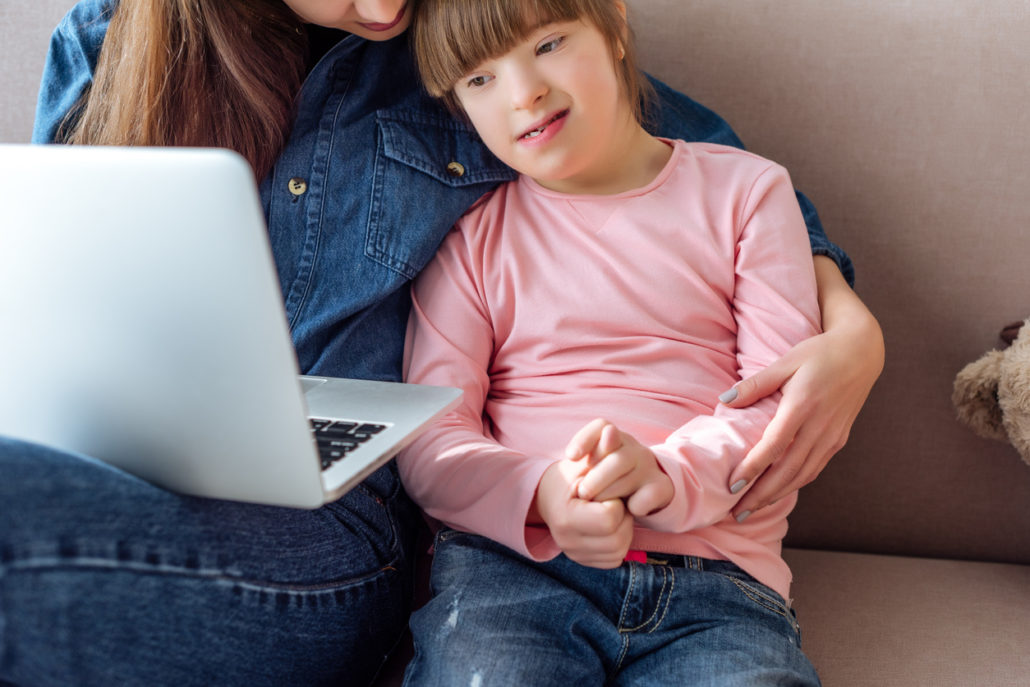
[396,224,562,561]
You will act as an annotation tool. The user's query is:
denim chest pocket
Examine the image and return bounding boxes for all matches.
[366,111,515,279]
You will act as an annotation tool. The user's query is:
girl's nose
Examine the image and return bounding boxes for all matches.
[508,68,548,110]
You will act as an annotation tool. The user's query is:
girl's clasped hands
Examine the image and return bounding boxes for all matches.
[534,418,674,569]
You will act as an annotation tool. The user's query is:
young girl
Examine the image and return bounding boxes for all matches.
[398,0,824,683]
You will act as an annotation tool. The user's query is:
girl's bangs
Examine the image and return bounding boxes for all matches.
[419,0,595,96]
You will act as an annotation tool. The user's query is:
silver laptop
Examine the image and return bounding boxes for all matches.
[0,144,461,509]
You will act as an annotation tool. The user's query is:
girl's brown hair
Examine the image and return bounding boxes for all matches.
[412,0,653,123]
[61,0,307,180]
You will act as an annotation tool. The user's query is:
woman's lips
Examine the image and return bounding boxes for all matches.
[358,5,407,32]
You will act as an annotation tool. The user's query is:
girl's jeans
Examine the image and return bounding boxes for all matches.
[404,528,821,686]
[0,436,418,686]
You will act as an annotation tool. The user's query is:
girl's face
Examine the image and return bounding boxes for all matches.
[453,18,641,195]
[281,0,411,40]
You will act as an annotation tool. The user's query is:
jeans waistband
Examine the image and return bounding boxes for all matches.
[644,552,694,568]
[642,554,744,577]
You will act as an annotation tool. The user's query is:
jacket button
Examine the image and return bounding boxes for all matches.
[446,161,465,178]
[288,177,308,196]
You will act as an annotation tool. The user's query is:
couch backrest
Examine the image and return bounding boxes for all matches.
[0,1,73,142]
[5,1,1029,564]
[633,0,1030,563]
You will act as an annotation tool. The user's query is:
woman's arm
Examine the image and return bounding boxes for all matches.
[632,163,822,534]
[723,256,885,520]
[646,77,881,518]
[32,1,113,144]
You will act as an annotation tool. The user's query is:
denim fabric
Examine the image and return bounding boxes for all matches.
[405,530,821,686]
[10,0,849,681]
[0,437,418,686]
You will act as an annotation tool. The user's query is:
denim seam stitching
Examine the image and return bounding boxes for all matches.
[610,563,636,676]
[621,564,673,634]
[284,85,349,329]
[2,557,396,595]
[647,565,675,634]
[725,577,787,615]
[611,634,631,681]
[435,528,462,544]
[724,576,798,633]
[376,115,514,187]
[615,562,638,634]
[348,482,402,565]
[365,119,414,276]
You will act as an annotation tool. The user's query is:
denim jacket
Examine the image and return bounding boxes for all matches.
[33,0,854,383]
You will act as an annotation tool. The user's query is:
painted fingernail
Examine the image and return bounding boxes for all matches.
[718,387,738,404]
[735,510,752,523]
[730,479,748,494]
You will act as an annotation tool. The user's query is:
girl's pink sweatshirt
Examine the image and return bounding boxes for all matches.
[398,140,821,599]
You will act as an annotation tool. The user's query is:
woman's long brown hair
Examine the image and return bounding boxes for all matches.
[62,0,307,180]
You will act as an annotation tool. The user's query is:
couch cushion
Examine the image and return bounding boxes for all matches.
[785,548,1030,686]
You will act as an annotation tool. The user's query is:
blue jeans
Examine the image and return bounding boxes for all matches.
[404,529,820,686]
[0,436,419,686]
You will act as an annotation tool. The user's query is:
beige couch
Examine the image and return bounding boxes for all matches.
[5,2,1030,685]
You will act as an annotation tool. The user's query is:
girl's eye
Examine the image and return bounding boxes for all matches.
[466,74,492,89]
[537,36,564,55]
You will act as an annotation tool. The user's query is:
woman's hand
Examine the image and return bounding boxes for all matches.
[723,257,884,521]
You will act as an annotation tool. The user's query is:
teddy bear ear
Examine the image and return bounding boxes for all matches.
[1000,318,1029,347]
[953,350,1008,441]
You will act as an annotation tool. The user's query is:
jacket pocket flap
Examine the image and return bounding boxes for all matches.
[378,111,514,187]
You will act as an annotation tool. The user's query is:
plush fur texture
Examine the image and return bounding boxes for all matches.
[953,318,1030,466]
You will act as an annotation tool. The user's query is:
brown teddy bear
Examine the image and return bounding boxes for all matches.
[952,319,1030,466]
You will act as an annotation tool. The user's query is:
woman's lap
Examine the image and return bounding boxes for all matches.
[0,436,419,686]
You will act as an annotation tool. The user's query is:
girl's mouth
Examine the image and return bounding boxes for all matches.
[358,5,407,32]
[519,110,570,141]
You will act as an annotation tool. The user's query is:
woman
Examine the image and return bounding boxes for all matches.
[3,0,883,684]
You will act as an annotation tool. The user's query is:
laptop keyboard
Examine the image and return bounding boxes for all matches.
[310,418,387,470]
